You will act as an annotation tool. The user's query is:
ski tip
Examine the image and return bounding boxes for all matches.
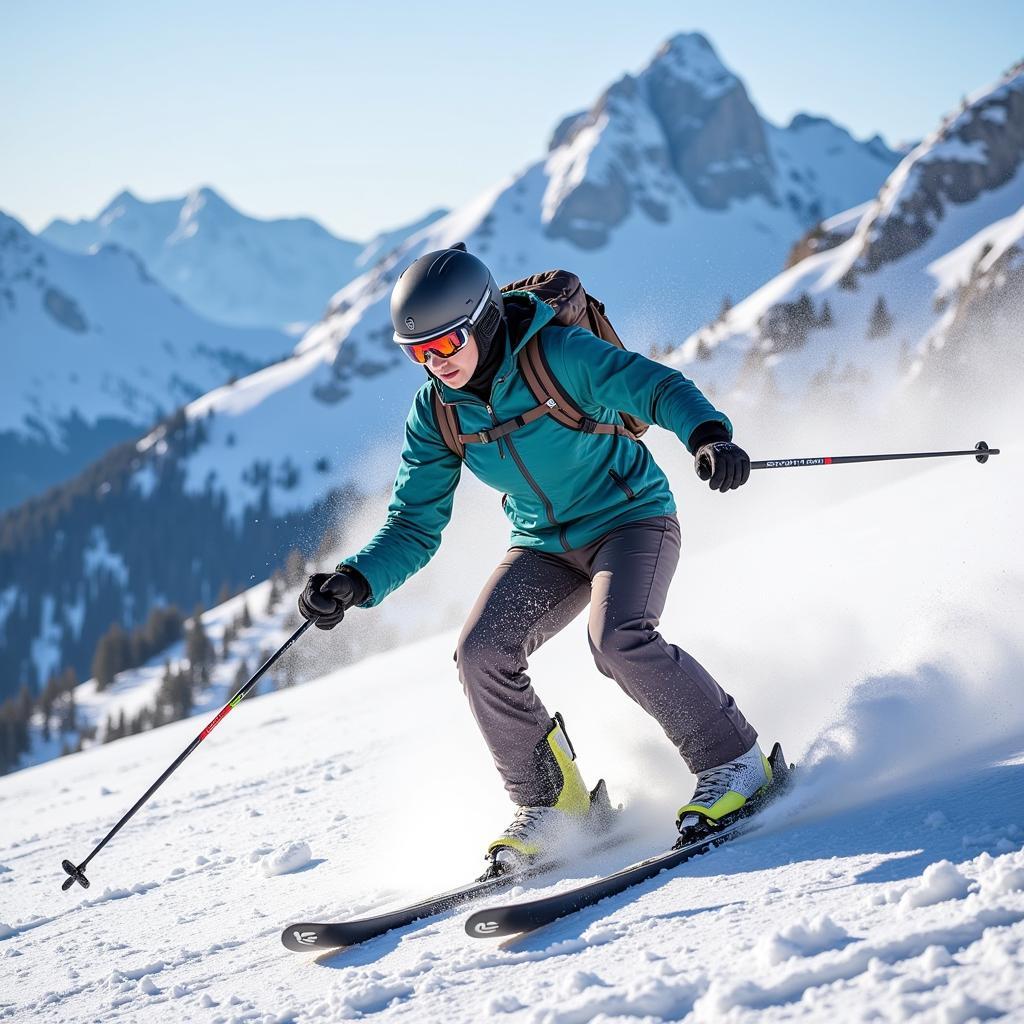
[281,924,329,952]
[465,912,513,939]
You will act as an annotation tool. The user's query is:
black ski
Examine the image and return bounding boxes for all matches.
[464,743,792,939]
[282,779,620,952]
[282,871,522,951]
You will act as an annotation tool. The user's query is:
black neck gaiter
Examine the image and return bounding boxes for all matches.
[461,320,508,402]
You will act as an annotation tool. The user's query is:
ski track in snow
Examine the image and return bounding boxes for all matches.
[1,435,1023,1021]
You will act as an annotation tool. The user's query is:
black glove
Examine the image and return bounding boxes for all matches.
[298,569,369,630]
[694,441,751,492]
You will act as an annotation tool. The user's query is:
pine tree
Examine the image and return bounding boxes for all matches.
[40,675,56,742]
[240,601,252,629]
[719,295,733,321]
[93,621,131,691]
[61,690,77,734]
[867,296,894,339]
[185,606,214,684]
[818,300,833,327]
[61,666,79,696]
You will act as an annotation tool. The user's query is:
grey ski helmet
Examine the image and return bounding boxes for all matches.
[391,243,504,349]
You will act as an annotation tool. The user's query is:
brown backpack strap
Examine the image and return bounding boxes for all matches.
[518,336,639,440]
[431,389,465,459]
[457,399,557,446]
[585,295,625,347]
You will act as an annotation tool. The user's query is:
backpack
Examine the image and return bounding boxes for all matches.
[431,270,649,460]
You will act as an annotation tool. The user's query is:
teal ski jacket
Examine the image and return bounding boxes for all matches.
[339,291,732,607]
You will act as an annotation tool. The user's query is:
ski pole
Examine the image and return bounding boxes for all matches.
[61,617,317,892]
[750,440,999,471]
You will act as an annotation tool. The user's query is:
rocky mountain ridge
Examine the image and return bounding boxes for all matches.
[672,62,1024,417]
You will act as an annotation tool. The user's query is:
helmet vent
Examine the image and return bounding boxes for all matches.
[474,301,502,345]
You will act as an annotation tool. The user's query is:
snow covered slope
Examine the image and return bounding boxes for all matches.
[0,210,290,508]
[1,401,1021,1021]
[42,188,447,331]
[674,62,1024,414]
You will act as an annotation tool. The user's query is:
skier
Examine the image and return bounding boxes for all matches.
[298,245,770,874]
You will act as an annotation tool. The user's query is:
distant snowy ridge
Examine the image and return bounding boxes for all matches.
[0,210,290,508]
[673,61,1024,413]
[43,187,447,330]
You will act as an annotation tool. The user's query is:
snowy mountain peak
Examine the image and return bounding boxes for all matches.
[105,188,142,209]
[540,32,897,248]
[787,113,834,132]
[180,184,231,218]
[651,31,737,98]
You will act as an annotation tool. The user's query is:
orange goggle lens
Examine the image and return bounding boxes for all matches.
[401,327,469,364]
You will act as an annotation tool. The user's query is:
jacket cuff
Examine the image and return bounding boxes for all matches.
[686,420,732,455]
[333,564,372,607]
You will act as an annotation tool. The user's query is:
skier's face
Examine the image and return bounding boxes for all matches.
[425,330,479,388]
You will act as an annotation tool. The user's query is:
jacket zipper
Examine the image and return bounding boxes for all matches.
[502,431,570,552]
[485,403,506,461]
[608,468,636,500]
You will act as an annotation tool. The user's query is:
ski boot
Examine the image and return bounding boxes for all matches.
[480,713,613,880]
[675,740,774,846]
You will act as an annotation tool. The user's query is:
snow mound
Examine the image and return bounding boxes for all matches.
[758,914,851,965]
[900,860,972,909]
[982,862,1024,896]
[937,993,1003,1024]
[530,974,700,1024]
[330,974,414,1016]
[258,840,312,877]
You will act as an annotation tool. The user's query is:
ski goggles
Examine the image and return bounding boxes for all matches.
[398,325,472,365]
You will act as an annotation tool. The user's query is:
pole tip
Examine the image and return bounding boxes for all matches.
[61,859,90,891]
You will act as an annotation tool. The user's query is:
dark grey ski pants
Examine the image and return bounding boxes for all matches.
[455,515,757,805]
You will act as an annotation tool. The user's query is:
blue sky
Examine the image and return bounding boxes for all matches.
[3,1,1022,240]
